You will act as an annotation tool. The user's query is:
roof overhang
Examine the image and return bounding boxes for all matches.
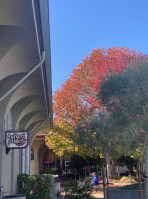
[0,0,53,139]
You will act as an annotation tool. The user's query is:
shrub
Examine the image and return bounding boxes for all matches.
[120,175,136,183]
[42,174,54,186]
[43,168,58,175]
[57,182,95,199]
[17,174,54,199]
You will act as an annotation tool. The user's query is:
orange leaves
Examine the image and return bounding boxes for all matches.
[53,47,144,126]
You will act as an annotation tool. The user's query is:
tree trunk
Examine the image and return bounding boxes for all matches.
[138,162,142,199]
[85,165,87,177]
[106,152,112,178]
[106,163,110,199]
[111,159,117,177]
[144,135,148,199]
[79,174,81,181]
[102,165,107,199]
[55,158,57,170]
[60,157,63,165]
[117,166,120,177]
[141,150,145,181]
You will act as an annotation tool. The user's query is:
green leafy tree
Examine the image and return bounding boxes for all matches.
[69,155,87,179]
[117,155,138,175]
[99,63,148,131]
[74,118,97,158]
[99,63,148,198]
[98,63,147,155]
[90,111,128,177]
[69,155,103,179]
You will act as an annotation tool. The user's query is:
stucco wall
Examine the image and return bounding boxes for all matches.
[31,139,45,175]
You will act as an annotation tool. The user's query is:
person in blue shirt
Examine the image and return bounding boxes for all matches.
[90,172,98,190]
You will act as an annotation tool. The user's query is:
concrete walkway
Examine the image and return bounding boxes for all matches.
[51,196,58,199]
[91,191,104,198]
[51,196,56,199]
[51,182,104,199]
[51,191,104,199]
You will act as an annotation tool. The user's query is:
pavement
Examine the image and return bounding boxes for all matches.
[51,196,61,199]
[51,182,105,198]
[51,191,104,199]
[91,191,104,198]
[51,196,57,199]
[51,180,134,198]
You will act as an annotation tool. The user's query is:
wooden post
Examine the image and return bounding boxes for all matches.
[106,163,110,199]
[144,135,148,199]
[60,157,62,165]
[117,166,120,177]
[138,162,142,199]
[85,165,87,177]
[102,165,107,199]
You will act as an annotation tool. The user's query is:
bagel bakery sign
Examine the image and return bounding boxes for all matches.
[5,131,29,149]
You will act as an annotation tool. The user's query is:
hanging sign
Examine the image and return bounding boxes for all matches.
[5,131,29,149]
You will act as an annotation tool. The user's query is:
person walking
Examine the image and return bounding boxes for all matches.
[59,164,63,181]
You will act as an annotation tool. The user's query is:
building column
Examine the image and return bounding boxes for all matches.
[26,146,30,174]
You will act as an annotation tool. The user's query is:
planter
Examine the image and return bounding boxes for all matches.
[5,195,26,199]
[110,189,144,199]
[53,182,60,195]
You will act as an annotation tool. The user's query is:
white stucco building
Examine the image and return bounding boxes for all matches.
[0,0,53,197]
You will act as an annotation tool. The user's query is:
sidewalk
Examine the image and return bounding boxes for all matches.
[51,182,104,199]
[51,196,57,199]
[51,195,103,199]
[51,191,104,199]
[92,191,104,198]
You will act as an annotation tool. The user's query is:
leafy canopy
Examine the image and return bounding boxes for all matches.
[47,47,145,158]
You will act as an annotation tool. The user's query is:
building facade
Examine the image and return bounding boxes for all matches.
[0,0,53,196]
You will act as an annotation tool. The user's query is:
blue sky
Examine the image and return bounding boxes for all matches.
[49,0,148,93]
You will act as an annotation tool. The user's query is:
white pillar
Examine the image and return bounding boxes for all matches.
[22,149,25,173]
[26,146,30,174]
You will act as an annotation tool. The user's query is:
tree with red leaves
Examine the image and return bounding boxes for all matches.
[46,47,145,175]
[53,47,144,126]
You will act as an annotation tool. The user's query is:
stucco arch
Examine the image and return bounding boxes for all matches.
[4,77,44,120]
[29,119,50,145]
[0,0,35,31]
[38,144,50,174]
[16,98,46,128]
[10,95,39,128]
[0,25,27,60]
[27,120,42,133]
[0,72,26,97]
[19,110,41,129]
[25,112,46,129]
[0,32,39,81]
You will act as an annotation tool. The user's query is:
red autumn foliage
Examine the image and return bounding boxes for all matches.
[53,47,145,126]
